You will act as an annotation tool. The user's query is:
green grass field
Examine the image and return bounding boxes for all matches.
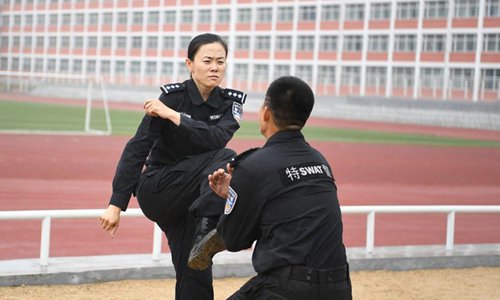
[1,99,499,148]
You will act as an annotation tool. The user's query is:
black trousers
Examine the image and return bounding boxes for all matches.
[136,148,235,300]
[228,265,352,300]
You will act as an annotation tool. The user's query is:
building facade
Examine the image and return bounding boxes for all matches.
[0,0,499,102]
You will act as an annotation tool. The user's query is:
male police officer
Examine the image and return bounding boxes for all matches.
[188,76,352,299]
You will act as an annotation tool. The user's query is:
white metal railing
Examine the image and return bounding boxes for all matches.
[1,205,500,266]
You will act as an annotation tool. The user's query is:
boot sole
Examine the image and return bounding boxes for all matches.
[188,229,226,271]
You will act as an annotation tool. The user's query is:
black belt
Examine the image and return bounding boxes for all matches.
[266,265,348,284]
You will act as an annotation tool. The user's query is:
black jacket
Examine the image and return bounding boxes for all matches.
[219,130,347,274]
[109,79,245,211]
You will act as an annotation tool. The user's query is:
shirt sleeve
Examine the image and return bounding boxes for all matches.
[109,114,162,211]
[218,166,262,251]
[177,101,241,152]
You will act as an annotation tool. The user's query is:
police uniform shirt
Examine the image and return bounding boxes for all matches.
[109,79,245,211]
[218,130,347,274]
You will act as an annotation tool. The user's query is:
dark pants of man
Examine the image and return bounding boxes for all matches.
[228,269,352,300]
[136,148,235,300]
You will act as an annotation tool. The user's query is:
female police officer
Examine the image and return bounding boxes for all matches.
[99,33,246,300]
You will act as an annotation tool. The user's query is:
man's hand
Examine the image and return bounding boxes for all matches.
[143,99,180,126]
[100,204,121,238]
[208,163,233,199]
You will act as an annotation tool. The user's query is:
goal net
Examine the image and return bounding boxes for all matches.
[0,71,112,135]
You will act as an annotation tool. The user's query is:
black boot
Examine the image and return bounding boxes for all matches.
[188,217,226,271]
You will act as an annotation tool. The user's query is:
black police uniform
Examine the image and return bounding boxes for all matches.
[109,79,246,300]
[218,130,352,300]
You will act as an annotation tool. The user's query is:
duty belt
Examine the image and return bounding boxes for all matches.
[266,265,347,284]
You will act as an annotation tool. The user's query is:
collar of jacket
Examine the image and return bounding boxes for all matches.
[265,130,305,147]
[185,79,224,109]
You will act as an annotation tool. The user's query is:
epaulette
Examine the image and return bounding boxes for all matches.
[160,83,186,95]
[229,147,260,168]
[222,88,247,104]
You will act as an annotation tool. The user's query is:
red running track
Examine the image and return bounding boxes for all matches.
[1,123,500,260]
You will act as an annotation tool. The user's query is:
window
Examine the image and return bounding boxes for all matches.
[147,12,159,25]
[163,36,174,50]
[483,33,500,52]
[235,64,248,80]
[34,36,43,48]
[23,36,32,48]
[117,12,127,24]
[255,36,271,51]
[299,6,316,21]
[25,15,33,26]
[49,14,58,26]
[277,7,294,22]
[321,5,340,21]
[296,65,313,83]
[36,14,45,26]
[22,58,31,71]
[181,11,193,24]
[297,35,314,51]
[116,36,127,48]
[62,14,71,25]
[12,58,19,71]
[422,34,446,52]
[319,35,337,51]
[482,69,500,90]
[87,60,96,73]
[452,34,476,52]
[180,36,191,49]
[130,61,141,74]
[370,2,391,20]
[161,62,173,75]
[273,65,290,79]
[366,66,387,86]
[102,36,111,48]
[217,9,230,23]
[275,36,292,51]
[318,66,336,85]
[392,67,415,88]
[130,36,141,49]
[14,15,21,26]
[450,68,474,89]
[1,36,8,47]
[100,60,111,74]
[0,58,7,70]
[199,10,211,24]
[368,35,388,51]
[60,36,70,48]
[146,61,157,74]
[236,36,250,50]
[424,1,448,19]
[132,12,143,25]
[237,8,251,23]
[34,58,44,72]
[343,35,363,51]
[1,16,9,27]
[115,61,125,74]
[257,7,272,23]
[485,0,500,17]
[164,11,176,24]
[345,4,364,21]
[73,59,82,73]
[88,36,97,48]
[75,13,84,25]
[103,12,113,24]
[253,64,269,81]
[147,37,158,49]
[454,0,479,18]
[420,68,444,88]
[341,66,361,85]
[60,59,69,73]
[89,13,98,25]
[396,2,419,19]
[394,34,416,52]
[74,36,83,48]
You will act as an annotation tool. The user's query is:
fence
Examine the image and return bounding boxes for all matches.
[1,205,500,267]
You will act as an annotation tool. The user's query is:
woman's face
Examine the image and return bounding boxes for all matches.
[186,42,227,91]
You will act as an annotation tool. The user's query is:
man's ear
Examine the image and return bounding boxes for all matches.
[262,105,272,122]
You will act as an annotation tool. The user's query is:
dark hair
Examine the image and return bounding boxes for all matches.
[187,33,228,60]
[265,76,315,129]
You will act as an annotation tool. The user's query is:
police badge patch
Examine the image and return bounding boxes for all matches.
[232,102,243,123]
[224,186,238,214]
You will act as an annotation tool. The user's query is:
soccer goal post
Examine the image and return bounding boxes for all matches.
[0,71,112,135]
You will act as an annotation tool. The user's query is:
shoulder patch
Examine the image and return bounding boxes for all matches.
[232,102,243,124]
[229,147,260,168]
[224,186,238,215]
[160,83,185,95]
[222,88,247,104]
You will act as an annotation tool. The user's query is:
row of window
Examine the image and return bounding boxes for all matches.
[1,0,500,28]
[2,56,499,91]
[3,33,500,53]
